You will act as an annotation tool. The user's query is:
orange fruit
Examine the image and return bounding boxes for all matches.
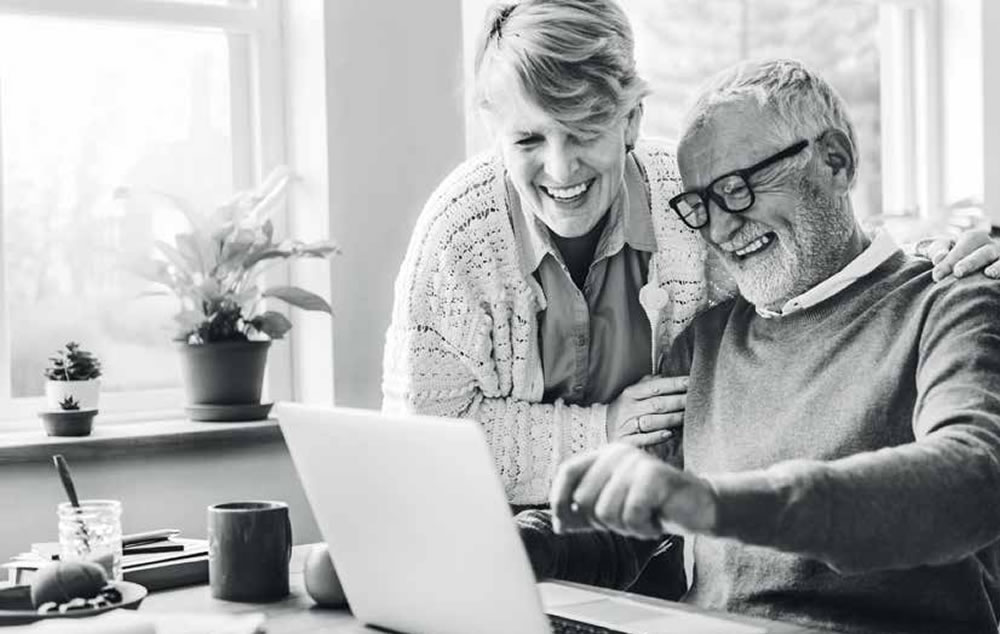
[303,544,348,608]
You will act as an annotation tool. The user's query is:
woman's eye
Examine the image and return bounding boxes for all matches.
[514,136,541,147]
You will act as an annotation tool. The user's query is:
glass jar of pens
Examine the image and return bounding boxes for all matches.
[53,455,124,581]
[57,500,123,581]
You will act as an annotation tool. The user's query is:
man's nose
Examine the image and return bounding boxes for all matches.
[705,200,743,245]
[544,141,580,183]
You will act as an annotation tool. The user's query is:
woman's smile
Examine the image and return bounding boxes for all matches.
[539,178,595,203]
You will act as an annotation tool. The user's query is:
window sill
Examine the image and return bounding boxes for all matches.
[0,418,281,464]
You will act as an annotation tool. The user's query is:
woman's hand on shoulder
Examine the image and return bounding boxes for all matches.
[920,229,1000,281]
[606,375,688,446]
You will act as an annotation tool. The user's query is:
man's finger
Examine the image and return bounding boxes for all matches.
[570,446,634,521]
[633,375,689,399]
[986,261,1000,279]
[621,461,668,538]
[953,243,1000,278]
[549,451,600,532]
[593,454,644,535]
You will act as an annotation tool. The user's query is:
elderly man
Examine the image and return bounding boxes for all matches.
[536,59,1000,634]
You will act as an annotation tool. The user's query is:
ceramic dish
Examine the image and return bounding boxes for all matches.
[185,402,273,422]
[0,581,147,625]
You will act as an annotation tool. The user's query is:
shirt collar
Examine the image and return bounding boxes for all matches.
[756,230,900,318]
[508,154,655,276]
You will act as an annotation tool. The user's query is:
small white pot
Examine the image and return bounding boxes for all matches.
[45,379,100,411]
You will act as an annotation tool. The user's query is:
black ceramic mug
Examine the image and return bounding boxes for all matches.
[208,501,292,602]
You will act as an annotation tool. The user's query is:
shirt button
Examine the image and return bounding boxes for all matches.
[573,384,584,393]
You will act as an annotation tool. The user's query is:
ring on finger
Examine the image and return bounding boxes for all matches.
[636,416,645,434]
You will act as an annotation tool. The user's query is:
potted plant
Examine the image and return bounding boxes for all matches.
[39,394,97,437]
[44,342,102,411]
[124,167,339,420]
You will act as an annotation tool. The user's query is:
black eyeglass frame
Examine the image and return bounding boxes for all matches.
[668,139,810,229]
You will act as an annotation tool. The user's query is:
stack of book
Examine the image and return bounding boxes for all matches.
[2,529,209,591]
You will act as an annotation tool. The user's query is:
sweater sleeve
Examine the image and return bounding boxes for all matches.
[515,509,685,597]
[380,162,609,505]
[704,277,1000,575]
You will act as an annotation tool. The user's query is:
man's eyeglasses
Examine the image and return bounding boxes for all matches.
[668,140,809,230]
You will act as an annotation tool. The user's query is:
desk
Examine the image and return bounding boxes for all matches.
[138,545,828,633]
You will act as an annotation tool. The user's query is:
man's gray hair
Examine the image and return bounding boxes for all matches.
[683,59,858,179]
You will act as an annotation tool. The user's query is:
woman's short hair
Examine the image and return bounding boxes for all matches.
[474,0,649,134]
[683,58,859,177]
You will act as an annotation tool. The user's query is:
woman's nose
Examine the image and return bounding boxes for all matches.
[543,141,580,183]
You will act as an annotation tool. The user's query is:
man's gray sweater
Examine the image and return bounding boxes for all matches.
[519,250,1000,634]
[665,250,1000,633]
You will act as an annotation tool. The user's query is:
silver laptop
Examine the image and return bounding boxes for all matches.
[277,403,765,634]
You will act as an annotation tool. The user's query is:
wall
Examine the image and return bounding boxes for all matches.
[0,436,319,566]
[324,1,467,408]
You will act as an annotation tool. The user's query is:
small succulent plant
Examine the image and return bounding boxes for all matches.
[43,342,103,381]
[59,396,81,411]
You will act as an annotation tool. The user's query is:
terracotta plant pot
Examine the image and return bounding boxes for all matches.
[39,409,97,437]
[45,379,100,411]
[177,340,271,405]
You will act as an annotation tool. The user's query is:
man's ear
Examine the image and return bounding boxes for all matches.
[815,129,855,192]
[625,104,643,149]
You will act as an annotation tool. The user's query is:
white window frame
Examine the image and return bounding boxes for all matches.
[0,0,292,422]
[874,0,943,221]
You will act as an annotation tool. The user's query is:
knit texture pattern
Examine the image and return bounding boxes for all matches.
[382,139,734,503]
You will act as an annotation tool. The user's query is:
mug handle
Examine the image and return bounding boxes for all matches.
[285,512,293,562]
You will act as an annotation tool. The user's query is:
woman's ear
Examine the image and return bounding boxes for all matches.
[815,129,855,193]
[625,104,643,149]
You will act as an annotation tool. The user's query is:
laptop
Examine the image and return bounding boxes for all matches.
[277,403,766,634]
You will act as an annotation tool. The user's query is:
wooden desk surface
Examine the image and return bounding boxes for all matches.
[138,545,827,633]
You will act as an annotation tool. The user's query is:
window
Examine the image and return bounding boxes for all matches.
[464,0,943,239]
[0,0,285,421]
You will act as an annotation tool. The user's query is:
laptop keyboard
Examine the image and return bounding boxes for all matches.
[548,614,627,634]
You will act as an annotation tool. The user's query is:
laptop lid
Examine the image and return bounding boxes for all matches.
[277,403,552,634]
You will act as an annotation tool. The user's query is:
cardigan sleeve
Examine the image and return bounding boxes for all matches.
[380,158,611,505]
[381,274,610,504]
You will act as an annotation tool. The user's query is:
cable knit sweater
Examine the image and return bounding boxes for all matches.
[382,139,733,503]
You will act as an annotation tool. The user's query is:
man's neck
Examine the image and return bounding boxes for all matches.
[762,222,873,313]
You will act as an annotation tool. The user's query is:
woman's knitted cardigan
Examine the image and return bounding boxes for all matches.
[382,138,732,504]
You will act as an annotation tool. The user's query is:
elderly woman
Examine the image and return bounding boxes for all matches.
[383,0,997,505]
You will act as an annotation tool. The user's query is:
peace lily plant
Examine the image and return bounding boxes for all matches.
[124,167,338,417]
[127,167,339,344]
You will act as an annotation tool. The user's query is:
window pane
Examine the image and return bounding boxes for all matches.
[626,0,881,220]
[0,16,235,398]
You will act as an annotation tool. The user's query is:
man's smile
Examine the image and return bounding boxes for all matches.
[730,232,776,260]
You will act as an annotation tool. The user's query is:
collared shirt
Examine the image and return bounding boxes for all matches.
[508,155,656,406]
[757,231,900,318]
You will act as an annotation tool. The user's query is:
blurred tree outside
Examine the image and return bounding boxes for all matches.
[626,0,881,220]
[0,16,234,397]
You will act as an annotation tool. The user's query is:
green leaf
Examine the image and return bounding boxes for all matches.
[175,233,204,275]
[263,286,332,313]
[155,241,194,280]
[125,258,174,287]
[250,311,293,339]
